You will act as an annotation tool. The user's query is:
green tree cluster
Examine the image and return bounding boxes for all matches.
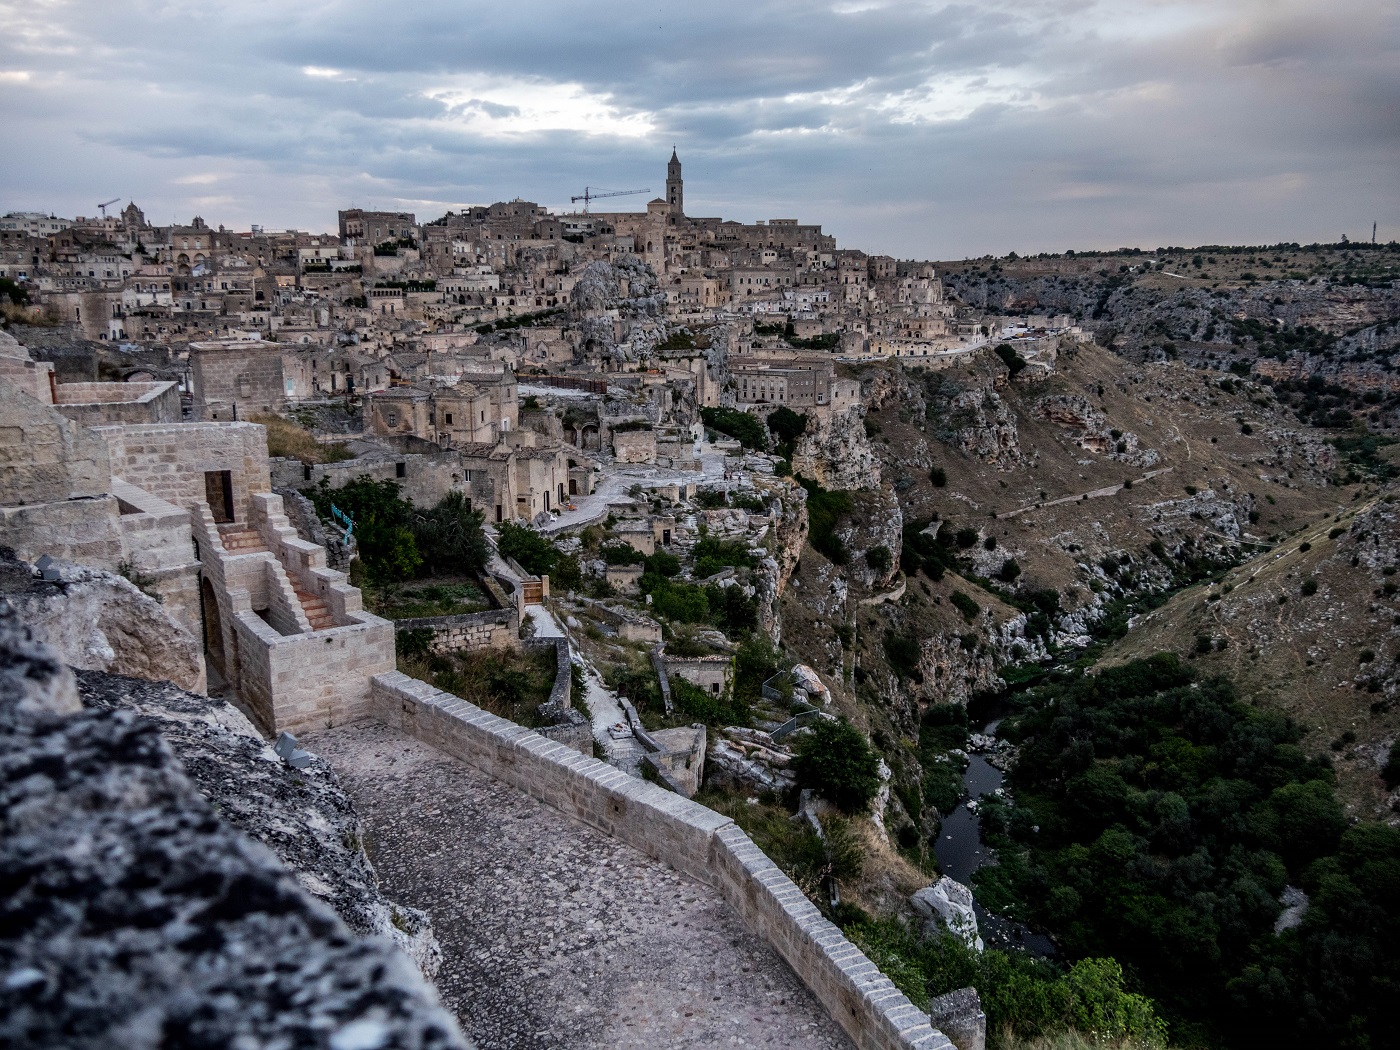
[987,654,1399,1048]
[700,406,768,450]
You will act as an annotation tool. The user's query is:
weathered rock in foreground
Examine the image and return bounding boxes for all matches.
[912,876,984,952]
[0,604,469,1050]
[0,548,203,693]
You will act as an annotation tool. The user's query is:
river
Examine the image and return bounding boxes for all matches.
[933,719,1056,956]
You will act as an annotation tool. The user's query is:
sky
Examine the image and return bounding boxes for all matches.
[0,0,1396,258]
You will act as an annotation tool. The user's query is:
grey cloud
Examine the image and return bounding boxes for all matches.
[0,0,1395,256]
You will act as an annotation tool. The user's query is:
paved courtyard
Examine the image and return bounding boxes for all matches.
[308,720,854,1050]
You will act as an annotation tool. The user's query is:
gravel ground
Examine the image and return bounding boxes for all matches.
[307,719,855,1050]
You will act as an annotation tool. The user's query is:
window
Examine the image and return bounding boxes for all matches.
[396,462,406,478]
[444,412,453,426]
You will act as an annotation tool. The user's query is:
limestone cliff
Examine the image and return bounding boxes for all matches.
[791,404,881,490]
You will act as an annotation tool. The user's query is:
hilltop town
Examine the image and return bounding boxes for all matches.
[2,153,1399,1050]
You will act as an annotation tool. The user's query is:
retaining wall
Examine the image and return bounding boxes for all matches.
[370,672,951,1050]
[396,608,518,654]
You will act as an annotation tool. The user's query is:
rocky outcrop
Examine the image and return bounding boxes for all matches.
[792,404,880,490]
[0,604,469,1050]
[911,876,983,951]
[0,549,203,693]
[1034,394,1159,467]
[755,484,809,639]
[75,670,443,978]
[836,485,903,589]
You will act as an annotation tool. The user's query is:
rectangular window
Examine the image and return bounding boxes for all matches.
[396,462,406,478]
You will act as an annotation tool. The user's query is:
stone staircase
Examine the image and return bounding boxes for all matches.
[217,524,268,555]
[217,520,335,632]
[291,583,336,631]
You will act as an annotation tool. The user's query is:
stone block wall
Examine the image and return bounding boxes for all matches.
[52,381,181,426]
[190,343,286,421]
[370,673,952,1050]
[395,608,518,655]
[96,422,272,523]
[612,429,657,464]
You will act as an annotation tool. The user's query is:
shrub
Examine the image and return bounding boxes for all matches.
[950,591,980,621]
[929,466,948,487]
[792,718,882,815]
[496,521,557,576]
[700,406,768,450]
[410,492,488,577]
[998,558,1022,583]
[1300,578,1318,596]
[305,475,421,584]
[866,545,893,575]
[799,476,853,564]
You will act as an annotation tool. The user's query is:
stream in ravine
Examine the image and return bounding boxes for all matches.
[933,718,1056,956]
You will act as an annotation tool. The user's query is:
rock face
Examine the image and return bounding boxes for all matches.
[0,549,203,693]
[792,405,880,490]
[911,876,984,952]
[75,670,443,978]
[0,604,469,1050]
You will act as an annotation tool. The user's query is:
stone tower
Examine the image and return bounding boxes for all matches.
[666,149,683,217]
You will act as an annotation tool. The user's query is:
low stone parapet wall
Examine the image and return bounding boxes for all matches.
[396,608,517,654]
[370,672,951,1050]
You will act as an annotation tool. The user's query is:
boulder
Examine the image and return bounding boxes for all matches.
[912,876,984,951]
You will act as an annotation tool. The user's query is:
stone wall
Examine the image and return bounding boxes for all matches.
[52,381,181,426]
[371,672,952,1050]
[190,342,286,421]
[395,608,518,655]
[612,428,657,464]
[95,422,273,523]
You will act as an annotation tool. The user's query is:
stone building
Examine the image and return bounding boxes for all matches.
[189,339,287,421]
[365,373,518,447]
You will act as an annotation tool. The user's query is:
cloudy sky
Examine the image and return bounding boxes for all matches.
[1,0,1395,258]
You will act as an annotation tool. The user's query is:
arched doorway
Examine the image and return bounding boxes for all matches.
[201,576,226,680]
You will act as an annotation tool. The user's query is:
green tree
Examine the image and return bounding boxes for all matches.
[411,492,488,576]
[766,406,809,458]
[792,718,881,815]
[496,520,559,576]
[305,476,421,583]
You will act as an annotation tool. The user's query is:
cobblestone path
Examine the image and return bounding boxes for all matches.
[308,720,855,1050]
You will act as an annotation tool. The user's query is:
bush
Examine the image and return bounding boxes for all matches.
[700,406,768,450]
[998,558,1022,583]
[866,545,892,575]
[411,492,488,577]
[798,476,853,564]
[305,476,421,584]
[792,718,882,815]
[929,466,948,487]
[1300,578,1318,596]
[950,591,980,621]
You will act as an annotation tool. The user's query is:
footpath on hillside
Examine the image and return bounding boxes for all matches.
[306,720,854,1050]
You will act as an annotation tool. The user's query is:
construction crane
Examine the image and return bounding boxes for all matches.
[569,187,649,214]
[97,198,120,219]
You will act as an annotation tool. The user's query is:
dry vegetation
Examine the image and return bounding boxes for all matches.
[250,413,353,464]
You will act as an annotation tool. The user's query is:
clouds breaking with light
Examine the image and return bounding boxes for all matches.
[0,0,1395,256]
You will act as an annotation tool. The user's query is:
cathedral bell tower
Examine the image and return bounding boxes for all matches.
[666,148,683,218]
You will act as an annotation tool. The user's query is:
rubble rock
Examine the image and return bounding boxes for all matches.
[911,876,984,952]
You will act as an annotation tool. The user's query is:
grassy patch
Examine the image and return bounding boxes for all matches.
[399,645,557,727]
[251,413,353,463]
